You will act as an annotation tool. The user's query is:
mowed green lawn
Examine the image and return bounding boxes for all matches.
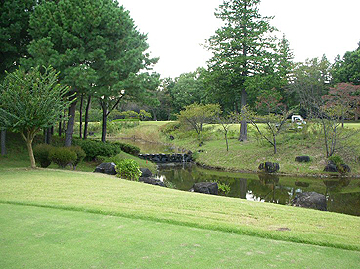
[0,168,360,268]
[1,203,359,269]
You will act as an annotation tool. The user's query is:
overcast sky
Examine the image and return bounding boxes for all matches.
[119,0,360,78]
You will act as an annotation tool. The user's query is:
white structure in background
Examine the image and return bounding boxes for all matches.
[291,115,306,128]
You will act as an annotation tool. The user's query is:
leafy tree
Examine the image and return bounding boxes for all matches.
[206,0,277,141]
[23,0,158,144]
[242,106,291,154]
[0,66,72,168]
[0,0,36,79]
[332,42,360,85]
[170,68,208,114]
[287,56,332,115]
[323,83,360,124]
[177,103,221,139]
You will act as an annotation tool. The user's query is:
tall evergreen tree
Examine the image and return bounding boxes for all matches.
[206,0,277,141]
[23,0,158,144]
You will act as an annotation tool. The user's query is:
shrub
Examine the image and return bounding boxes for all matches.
[113,142,140,156]
[74,139,120,160]
[49,147,77,168]
[115,159,141,181]
[69,146,86,169]
[33,144,54,168]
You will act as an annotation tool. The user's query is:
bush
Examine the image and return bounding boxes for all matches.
[69,146,86,169]
[115,159,141,181]
[74,139,121,160]
[49,147,77,168]
[33,144,54,168]
[113,142,140,156]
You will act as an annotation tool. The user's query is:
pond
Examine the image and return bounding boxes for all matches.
[114,138,360,217]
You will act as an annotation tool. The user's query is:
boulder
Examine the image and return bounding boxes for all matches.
[324,161,338,172]
[258,162,280,173]
[139,177,166,187]
[190,182,218,195]
[340,164,351,173]
[94,162,116,175]
[292,192,327,211]
[295,156,310,163]
[140,168,152,178]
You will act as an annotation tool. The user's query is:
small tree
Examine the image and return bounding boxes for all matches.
[242,106,291,154]
[177,103,221,139]
[0,66,72,168]
[217,114,237,152]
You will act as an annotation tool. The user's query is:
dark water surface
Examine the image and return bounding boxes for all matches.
[157,164,360,216]
[114,138,360,216]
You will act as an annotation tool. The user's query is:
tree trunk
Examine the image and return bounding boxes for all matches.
[65,94,77,147]
[84,95,91,139]
[101,101,107,142]
[22,131,36,169]
[1,130,6,156]
[239,88,248,141]
[79,93,84,138]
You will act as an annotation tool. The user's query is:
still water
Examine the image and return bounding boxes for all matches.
[116,138,360,216]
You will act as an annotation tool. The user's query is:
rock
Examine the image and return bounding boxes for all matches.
[169,135,175,140]
[140,168,152,178]
[295,156,310,162]
[191,182,218,195]
[292,192,327,211]
[324,161,338,172]
[139,177,166,187]
[340,164,351,173]
[94,162,116,175]
[258,162,280,173]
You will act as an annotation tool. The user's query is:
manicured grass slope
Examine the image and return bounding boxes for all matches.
[1,203,359,269]
[1,169,359,251]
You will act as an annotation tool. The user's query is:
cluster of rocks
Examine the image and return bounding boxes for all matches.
[94,163,165,187]
[258,162,280,173]
[138,153,192,163]
[324,161,351,173]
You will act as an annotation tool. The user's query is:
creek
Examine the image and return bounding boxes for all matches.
[115,138,360,217]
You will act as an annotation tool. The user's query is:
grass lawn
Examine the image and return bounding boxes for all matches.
[1,169,360,252]
[1,203,360,269]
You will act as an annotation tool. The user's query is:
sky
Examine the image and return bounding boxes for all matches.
[119,0,360,78]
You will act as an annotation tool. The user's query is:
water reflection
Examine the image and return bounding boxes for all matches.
[157,164,360,216]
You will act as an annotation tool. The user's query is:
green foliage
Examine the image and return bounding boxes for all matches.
[69,146,86,169]
[112,142,140,156]
[328,155,345,166]
[115,159,141,181]
[177,103,221,137]
[0,0,36,79]
[332,43,360,85]
[49,147,77,168]
[74,140,121,161]
[33,144,54,168]
[0,66,72,168]
[215,181,231,196]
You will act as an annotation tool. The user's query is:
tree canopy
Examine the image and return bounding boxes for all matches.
[0,66,72,168]
[206,0,278,141]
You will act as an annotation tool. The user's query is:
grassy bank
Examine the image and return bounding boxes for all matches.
[119,121,360,176]
[1,169,360,251]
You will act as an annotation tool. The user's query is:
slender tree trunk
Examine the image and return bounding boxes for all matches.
[22,131,36,168]
[79,93,84,138]
[84,95,91,139]
[239,88,248,141]
[101,102,108,142]
[65,94,77,147]
[225,132,229,152]
[1,130,6,156]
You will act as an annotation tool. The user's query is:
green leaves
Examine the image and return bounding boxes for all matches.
[0,66,71,133]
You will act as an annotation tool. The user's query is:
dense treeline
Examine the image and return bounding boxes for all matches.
[1,0,359,149]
